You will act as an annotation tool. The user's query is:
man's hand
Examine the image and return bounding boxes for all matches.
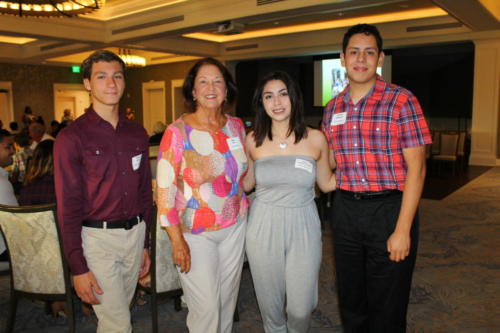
[387,230,410,262]
[73,271,103,305]
[139,249,151,278]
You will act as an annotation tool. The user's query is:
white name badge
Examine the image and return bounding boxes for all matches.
[295,158,313,173]
[132,153,142,170]
[331,112,347,126]
[227,137,243,150]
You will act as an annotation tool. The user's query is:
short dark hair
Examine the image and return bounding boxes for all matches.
[81,50,126,80]
[252,71,307,147]
[14,133,30,147]
[182,57,237,113]
[9,121,18,131]
[342,24,383,54]
[0,129,11,143]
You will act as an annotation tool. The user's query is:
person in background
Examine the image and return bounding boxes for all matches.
[322,24,431,332]
[0,129,17,262]
[125,107,135,121]
[243,71,336,333]
[9,133,33,195]
[9,121,20,135]
[28,122,54,150]
[54,50,152,333]
[148,121,166,145]
[50,120,60,137]
[21,106,36,128]
[156,57,248,333]
[61,109,74,124]
[19,140,55,205]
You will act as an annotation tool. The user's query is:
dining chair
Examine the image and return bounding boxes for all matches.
[432,132,460,175]
[0,203,75,333]
[457,131,467,169]
[137,205,182,333]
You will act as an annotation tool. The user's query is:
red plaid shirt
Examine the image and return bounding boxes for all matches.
[322,75,431,192]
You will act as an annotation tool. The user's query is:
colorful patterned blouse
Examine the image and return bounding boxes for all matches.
[156,115,248,234]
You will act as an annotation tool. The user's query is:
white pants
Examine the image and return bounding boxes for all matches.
[82,221,145,333]
[179,217,246,333]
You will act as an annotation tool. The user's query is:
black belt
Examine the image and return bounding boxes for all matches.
[83,215,142,230]
[339,189,401,200]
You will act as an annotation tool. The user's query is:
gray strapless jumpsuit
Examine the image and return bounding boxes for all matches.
[246,155,322,333]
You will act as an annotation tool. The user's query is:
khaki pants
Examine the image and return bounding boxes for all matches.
[179,217,246,333]
[82,221,145,333]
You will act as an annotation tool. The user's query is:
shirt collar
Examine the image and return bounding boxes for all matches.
[342,74,386,104]
[85,105,128,127]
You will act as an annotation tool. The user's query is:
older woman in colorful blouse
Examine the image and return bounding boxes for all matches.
[156,57,248,333]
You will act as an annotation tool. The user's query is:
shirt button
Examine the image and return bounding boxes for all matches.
[354,143,358,147]
[124,192,128,196]
[376,128,380,131]
[361,178,366,182]
[122,171,126,175]
[124,211,128,214]
[353,126,357,129]
[354,107,358,111]
[118,152,122,155]
[356,161,360,165]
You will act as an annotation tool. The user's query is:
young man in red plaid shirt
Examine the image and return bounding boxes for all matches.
[322,24,432,332]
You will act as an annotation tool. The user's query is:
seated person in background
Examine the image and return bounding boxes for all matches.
[10,133,33,195]
[50,120,60,137]
[9,121,20,135]
[0,129,17,261]
[28,122,54,150]
[148,121,166,145]
[19,140,55,205]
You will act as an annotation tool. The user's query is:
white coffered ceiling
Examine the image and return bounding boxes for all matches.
[0,0,498,66]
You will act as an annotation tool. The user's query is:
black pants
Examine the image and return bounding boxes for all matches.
[331,190,418,333]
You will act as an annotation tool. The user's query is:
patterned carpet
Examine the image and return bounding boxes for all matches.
[1,167,499,332]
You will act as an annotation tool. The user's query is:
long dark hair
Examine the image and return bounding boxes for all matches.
[24,140,54,186]
[252,71,307,147]
[182,57,237,113]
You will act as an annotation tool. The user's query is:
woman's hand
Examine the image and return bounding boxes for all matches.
[171,236,191,273]
[165,224,191,273]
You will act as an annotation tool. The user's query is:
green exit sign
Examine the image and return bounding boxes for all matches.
[71,65,80,73]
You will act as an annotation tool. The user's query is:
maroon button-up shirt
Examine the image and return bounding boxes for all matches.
[54,106,152,275]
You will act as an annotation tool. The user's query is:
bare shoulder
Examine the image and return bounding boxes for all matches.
[245,130,257,147]
[306,128,327,145]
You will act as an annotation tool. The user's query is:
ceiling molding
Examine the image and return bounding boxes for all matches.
[432,0,500,30]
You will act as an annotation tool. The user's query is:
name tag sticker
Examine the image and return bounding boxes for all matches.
[132,154,142,170]
[227,137,243,150]
[295,158,313,173]
[331,112,347,126]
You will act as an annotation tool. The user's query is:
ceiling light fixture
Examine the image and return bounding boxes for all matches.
[119,49,146,68]
[0,0,104,17]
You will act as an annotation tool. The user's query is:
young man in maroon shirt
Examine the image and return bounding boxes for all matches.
[54,50,152,333]
[322,24,432,332]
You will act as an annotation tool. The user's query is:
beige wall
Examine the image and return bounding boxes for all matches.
[123,60,197,125]
[0,63,81,127]
[470,38,500,166]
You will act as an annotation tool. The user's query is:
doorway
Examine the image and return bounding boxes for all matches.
[171,79,184,123]
[53,84,90,122]
[0,82,14,128]
[142,81,166,135]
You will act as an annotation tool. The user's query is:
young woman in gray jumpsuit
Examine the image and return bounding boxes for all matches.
[243,71,336,333]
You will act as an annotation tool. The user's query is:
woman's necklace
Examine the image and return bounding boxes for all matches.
[275,134,289,149]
